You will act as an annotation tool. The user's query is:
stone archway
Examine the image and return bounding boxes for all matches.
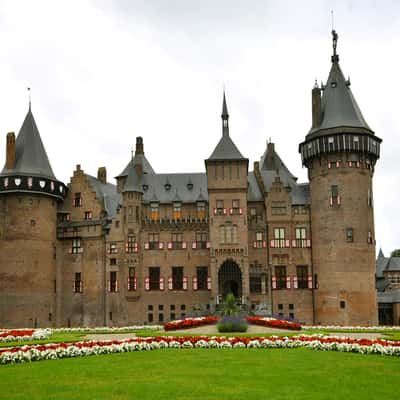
[218,259,242,300]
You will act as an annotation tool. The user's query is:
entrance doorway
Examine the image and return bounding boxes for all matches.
[218,259,242,300]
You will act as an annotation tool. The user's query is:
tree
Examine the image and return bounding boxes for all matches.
[391,249,400,257]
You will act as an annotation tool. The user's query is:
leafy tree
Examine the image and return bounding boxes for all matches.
[391,249,400,257]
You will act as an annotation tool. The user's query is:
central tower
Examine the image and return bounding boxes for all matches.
[299,31,382,325]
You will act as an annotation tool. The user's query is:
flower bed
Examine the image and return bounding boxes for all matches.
[302,325,400,332]
[164,316,218,331]
[1,334,400,364]
[246,316,301,331]
[51,325,163,333]
[0,329,51,343]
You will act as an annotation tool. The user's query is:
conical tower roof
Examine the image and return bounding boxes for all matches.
[122,162,143,193]
[1,108,56,179]
[307,30,373,139]
[207,92,246,161]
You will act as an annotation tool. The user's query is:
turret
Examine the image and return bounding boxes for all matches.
[299,31,382,325]
[0,106,67,328]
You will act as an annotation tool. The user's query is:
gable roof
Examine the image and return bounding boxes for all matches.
[1,108,56,179]
[207,134,246,161]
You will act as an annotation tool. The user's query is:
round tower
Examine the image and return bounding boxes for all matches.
[299,31,382,325]
[0,107,67,328]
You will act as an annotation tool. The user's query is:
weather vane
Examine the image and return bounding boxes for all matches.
[27,87,31,110]
[331,10,338,57]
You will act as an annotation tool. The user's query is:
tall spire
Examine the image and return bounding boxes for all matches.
[221,91,229,137]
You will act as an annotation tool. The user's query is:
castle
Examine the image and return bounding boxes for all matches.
[0,33,382,328]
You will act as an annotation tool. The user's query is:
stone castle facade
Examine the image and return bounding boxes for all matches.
[0,34,382,328]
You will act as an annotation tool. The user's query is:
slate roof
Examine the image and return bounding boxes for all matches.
[307,47,373,139]
[117,153,155,177]
[376,255,389,278]
[386,257,400,272]
[122,164,143,193]
[207,134,246,161]
[259,143,309,205]
[86,174,121,219]
[378,289,400,304]
[1,108,56,179]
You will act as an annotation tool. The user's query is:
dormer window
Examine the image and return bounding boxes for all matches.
[173,202,182,220]
[142,184,148,191]
[331,82,337,88]
[165,182,171,191]
[150,203,159,220]
[197,202,206,219]
[187,182,193,190]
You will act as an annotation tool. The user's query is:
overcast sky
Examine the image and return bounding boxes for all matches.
[0,0,398,254]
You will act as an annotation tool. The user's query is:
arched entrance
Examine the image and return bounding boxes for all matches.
[218,259,242,300]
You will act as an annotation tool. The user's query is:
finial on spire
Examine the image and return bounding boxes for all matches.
[331,29,339,63]
[221,90,229,137]
[27,87,31,111]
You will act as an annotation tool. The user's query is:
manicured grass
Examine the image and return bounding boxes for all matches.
[0,333,87,348]
[0,349,399,400]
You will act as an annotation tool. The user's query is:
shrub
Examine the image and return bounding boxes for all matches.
[217,316,248,333]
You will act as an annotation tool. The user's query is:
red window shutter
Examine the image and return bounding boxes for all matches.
[328,162,331,169]
[292,239,296,248]
[229,208,233,215]
[134,245,139,253]
[213,208,217,215]
[192,241,197,249]
[125,243,128,253]
[133,277,137,291]
[286,276,291,289]
[127,277,131,291]
[159,242,164,250]
[308,275,313,289]
[182,241,187,249]
[115,281,119,292]
[336,161,340,168]
[337,196,341,205]
[306,239,311,247]
[168,277,173,290]
[272,276,277,289]
[262,240,266,248]
[239,208,243,215]
[270,239,275,248]
[107,280,111,292]
[329,196,333,206]
[223,208,227,215]
[144,242,149,250]
[285,239,290,248]
[68,248,73,254]
[293,276,298,289]
[167,242,172,250]
[207,277,211,290]
[192,277,198,291]
[253,241,257,248]
[206,241,211,249]
[183,276,188,290]
[145,277,150,291]
[159,277,165,290]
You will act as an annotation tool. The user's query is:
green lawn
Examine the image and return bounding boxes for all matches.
[0,349,399,400]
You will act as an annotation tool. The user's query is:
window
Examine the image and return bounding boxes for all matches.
[295,227,307,247]
[148,313,153,322]
[197,202,206,219]
[275,266,287,289]
[330,185,340,206]
[367,231,373,244]
[195,232,208,249]
[71,238,82,254]
[220,224,238,244]
[73,193,82,207]
[368,189,373,208]
[109,242,118,254]
[340,300,346,309]
[173,202,182,220]
[74,272,82,293]
[216,200,224,215]
[126,235,137,253]
[30,219,36,227]
[219,225,225,244]
[158,305,164,311]
[171,233,183,249]
[149,267,160,290]
[172,267,184,290]
[297,266,308,289]
[250,276,262,293]
[61,213,70,222]
[115,220,120,228]
[84,211,92,220]
[289,304,294,310]
[278,304,283,310]
[109,271,118,292]
[197,266,208,290]
[181,304,186,311]
[231,199,240,214]
[250,207,257,217]
[389,275,400,285]
[274,228,285,248]
[110,258,117,266]
[149,233,159,250]
[150,203,159,220]
[170,313,176,320]
[271,201,286,215]
[128,267,136,291]
[255,231,264,248]
[327,160,340,169]
[346,228,353,242]
[148,305,153,311]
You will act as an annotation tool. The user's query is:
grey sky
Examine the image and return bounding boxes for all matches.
[0,0,398,254]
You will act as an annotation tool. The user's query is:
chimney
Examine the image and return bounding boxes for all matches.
[97,167,107,184]
[312,84,322,128]
[265,142,276,170]
[135,137,144,155]
[5,132,15,169]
